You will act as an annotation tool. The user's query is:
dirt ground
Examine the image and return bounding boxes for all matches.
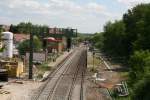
[0,50,73,100]
[86,51,124,100]
[0,49,125,100]
[0,80,42,100]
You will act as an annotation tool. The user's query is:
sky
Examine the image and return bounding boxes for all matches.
[0,0,150,33]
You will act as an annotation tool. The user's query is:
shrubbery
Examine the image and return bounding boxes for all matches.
[90,3,150,99]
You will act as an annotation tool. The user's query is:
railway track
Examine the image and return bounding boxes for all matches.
[31,47,87,100]
[31,50,74,100]
[67,49,87,100]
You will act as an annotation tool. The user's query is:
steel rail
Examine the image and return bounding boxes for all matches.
[31,51,74,100]
[32,48,87,100]
[80,50,87,100]
[67,49,87,100]
[67,50,85,100]
[46,53,78,100]
[48,50,83,100]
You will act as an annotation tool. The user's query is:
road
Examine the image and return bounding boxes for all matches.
[31,47,87,100]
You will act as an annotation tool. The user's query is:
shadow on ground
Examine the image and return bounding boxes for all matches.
[104,67,128,72]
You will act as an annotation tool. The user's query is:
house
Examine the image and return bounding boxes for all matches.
[47,27,77,52]
[44,37,63,53]
[13,34,30,43]
[13,34,30,56]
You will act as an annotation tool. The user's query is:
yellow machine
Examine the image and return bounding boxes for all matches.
[0,60,24,77]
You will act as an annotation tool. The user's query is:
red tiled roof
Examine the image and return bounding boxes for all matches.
[14,34,30,42]
[44,37,62,42]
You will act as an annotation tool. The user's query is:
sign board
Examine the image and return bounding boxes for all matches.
[26,52,46,63]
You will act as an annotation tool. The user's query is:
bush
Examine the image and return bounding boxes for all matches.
[18,35,42,55]
[90,67,98,73]
[131,74,150,100]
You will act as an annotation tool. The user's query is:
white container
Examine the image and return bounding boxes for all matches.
[2,32,13,58]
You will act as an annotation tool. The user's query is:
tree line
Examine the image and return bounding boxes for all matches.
[9,22,49,38]
[9,22,50,55]
[7,22,49,55]
[90,3,150,100]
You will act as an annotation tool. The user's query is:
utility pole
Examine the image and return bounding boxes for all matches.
[93,51,95,69]
[29,32,33,79]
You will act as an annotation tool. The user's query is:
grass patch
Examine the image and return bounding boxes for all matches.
[87,52,101,66]
[36,73,43,79]
[87,52,102,73]
[37,63,52,72]
[120,72,129,78]
[89,67,98,73]
[34,63,52,79]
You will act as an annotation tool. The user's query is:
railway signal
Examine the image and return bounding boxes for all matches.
[29,32,33,79]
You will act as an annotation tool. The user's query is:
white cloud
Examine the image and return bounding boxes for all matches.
[0,0,120,33]
[118,0,150,7]
[86,2,106,13]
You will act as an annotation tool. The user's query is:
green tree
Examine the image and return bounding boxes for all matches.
[76,33,85,43]
[94,4,150,99]
[9,22,49,39]
[9,24,18,33]
[123,4,150,52]
[128,50,150,85]
[131,74,150,100]
[17,35,42,55]
[122,4,150,99]
[103,21,127,57]
[33,35,42,51]
[90,32,104,49]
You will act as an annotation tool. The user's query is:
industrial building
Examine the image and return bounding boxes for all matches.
[44,27,77,53]
[0,26,77,81]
